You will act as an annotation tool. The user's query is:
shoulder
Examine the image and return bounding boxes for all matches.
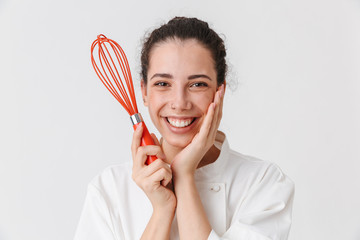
[210,132,293,189]
[221,148,295,217]
[226,148,294,191]
[229,149,285,177]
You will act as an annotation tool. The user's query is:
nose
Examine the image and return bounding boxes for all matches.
[170,87,192,111]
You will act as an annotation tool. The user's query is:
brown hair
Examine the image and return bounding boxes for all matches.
[141,17,227,86]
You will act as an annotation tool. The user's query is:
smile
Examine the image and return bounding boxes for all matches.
[166,117,196,128]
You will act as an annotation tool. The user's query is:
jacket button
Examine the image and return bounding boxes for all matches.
[211,185,221,192]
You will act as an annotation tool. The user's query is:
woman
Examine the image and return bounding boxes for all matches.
[75,17,294,240]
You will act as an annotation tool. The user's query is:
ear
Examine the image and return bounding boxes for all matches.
[141,80,149,107]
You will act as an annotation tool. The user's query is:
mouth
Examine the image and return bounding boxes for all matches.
[165,117,197,128]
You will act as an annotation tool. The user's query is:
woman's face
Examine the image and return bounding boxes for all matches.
[141,39,218,149]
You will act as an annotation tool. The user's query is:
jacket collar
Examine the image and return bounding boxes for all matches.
[195,131,230,182]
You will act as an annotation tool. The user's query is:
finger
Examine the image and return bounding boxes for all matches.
[150,133,167,162]
[213,88,221,126]
[211,84,224,129]
[196,85,224,145]
[150,167,172,187]
[137,145,166,167]
[201,86,222,137]
[140,159,172,188]
[131,122,143,163]
[165,180,174,190]
[198,102,215,140]
[216,84,225,128]
[161,176,172,187]
[207,90,221,142]
[143,158,171,178]
[211,86,224,137]
[133,159,171,188]
[151,133,161,146]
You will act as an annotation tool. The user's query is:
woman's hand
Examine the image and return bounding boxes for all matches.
[131,123,176,212]
[171,84,225,177]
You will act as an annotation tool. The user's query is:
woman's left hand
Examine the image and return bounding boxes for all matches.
[171,84,225,177]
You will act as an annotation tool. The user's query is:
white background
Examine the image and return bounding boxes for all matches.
[0,0,359,239]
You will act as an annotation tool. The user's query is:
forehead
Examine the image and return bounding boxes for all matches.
[148,38,216,74]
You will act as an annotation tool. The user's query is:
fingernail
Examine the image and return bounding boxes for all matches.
[212,102,216,110]
[220,84,225,98]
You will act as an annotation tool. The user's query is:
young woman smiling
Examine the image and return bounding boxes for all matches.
[75,17,294,240]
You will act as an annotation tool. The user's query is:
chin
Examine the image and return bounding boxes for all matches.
[164,134,194,149]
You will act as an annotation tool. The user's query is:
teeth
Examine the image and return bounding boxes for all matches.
[167,118,194,128]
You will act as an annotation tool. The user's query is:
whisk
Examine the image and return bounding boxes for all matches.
[91,34,157,165]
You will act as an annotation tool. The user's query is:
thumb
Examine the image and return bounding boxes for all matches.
[150,133,161,146]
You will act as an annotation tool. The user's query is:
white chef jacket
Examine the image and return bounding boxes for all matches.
[74,135,294,240]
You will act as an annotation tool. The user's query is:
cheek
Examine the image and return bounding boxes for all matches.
[147,94,164,116]
[193,92,215,113]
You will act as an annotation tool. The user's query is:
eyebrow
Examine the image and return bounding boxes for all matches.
[150,73,212,81]
[150,73,173,80]
[188,74,212,81]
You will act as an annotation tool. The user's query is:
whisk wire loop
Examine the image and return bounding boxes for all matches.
[91,34,138,115]
[100,40,133,113]
[109,41,137,113]
[91,41,123,108]
[100,43,131,110]
[98,46,123,102]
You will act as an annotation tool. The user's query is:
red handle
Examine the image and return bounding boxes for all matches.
[133,122,157,165]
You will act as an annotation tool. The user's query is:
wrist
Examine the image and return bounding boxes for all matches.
[173,171,194,181]
[153,205,175,220]
[172,166,196,179]
[173,173,195,189]
[141,204,175,240]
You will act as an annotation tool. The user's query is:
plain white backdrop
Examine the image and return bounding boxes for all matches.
[0,0,359,239]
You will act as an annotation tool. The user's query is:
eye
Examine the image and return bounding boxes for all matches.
[190,82,208,88]
[154,81,170,87]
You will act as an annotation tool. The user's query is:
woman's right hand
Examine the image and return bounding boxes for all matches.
[131,122,176,212]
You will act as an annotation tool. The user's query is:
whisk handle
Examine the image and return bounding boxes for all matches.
[131,113,157,165]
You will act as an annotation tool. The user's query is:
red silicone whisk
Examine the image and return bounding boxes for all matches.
[91,34,156,165]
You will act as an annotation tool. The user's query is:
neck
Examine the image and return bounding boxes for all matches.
[197,144,220,168]
[160,139,221,169]
[161,139,183,165]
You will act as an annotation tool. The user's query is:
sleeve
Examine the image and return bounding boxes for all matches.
[74,183,125,240]
[208,164,295,240]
